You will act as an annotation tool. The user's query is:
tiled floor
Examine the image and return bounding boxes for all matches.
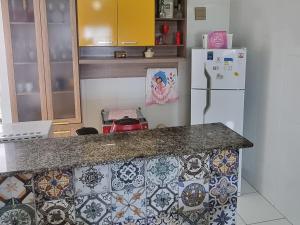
[237,178,292,225]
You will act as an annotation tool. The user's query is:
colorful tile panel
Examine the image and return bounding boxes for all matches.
[179,153,210,181]
[209,204,236,225]
[146,156,179,187]
[0,174,34,206]
[0,151,239,225]
[75,193,112,225]
[34,169,73,202]
[210,149,239,176]
[112,187,146,224]
[0,204,36,225]
[209,175,238,208]
[178,179,209,212]
[75,165,110,196]
[178,207,209,225]
[146,182,178,217]
[36,199,75,225]
[147,213,179,225]
[111,159,145,193]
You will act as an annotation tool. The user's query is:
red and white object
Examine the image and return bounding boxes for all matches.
[191,48,247,195]
[101,108,148,134]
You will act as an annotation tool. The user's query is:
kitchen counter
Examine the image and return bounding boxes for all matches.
[0,123,252,176]
[0,123,253,225]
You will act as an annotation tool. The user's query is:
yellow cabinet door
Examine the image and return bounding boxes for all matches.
[118,0,155,46]
[77,0,118,46]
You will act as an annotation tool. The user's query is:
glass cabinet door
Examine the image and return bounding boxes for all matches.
[2,0,47,122]
[40,0,81,123]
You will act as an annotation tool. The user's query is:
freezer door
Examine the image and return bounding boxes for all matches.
[191,89,206,125]
[204,90,245,134]
[191,49,206,89]
[191,49,247,90]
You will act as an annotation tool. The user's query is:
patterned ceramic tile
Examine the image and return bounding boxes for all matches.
[75,193,112,225]
[146,156,179,187]
[0,176,12,208]
[113,218,146,225]
[179,153,210,181]
[34,169,73,202]
[111,159,145,193]
[112,187,146,224]
[209,204,236,225]
[178,207,209,225]
[36,199,75,225]
[147,182,178,217]
[147,213,179,225]
[178,179,209,212]
[210,149,239,176]
[0,204,36,225]
[0,174,34,206]
[209,175,238,208]
[75,165,110,196]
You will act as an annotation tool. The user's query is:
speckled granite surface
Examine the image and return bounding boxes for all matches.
[0,123,252,176]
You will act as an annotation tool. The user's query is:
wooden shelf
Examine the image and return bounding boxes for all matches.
[51,61,73,64]
[79,56,185,65]
[155,18,185,21]
[48,22,70,25]
[53,90,74,94]
[10,22,35,25]
[79,56,184,79]
[16,92,39,96]
[14,62,37,65]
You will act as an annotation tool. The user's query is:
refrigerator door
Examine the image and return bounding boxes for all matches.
[191,89,206,125]
[204,89,245,134]
[191,49,206,89]
[191,89,245,132]
[191,49,247,90]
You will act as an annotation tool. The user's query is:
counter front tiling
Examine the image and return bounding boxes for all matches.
[0,123,253,225]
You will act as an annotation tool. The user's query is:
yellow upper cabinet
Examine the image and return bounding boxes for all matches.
[77,0,118,46]
[117,0,155,46]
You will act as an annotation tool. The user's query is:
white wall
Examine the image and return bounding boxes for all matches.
[81,0,231,130]
[187,0,230,49]
[81,61,189,130]
[230,1,300,224]
[0,1,12,123]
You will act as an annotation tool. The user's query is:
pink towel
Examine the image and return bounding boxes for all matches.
[208,31,228,49]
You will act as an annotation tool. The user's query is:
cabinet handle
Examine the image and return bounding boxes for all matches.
[53,122,70,125]
[53,130,71,134]
[121,41,138,45]
[97,41,113,44]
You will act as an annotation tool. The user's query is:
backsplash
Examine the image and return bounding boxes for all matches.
[0,149,239,225]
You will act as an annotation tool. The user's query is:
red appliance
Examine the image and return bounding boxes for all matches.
[101,108,148,134]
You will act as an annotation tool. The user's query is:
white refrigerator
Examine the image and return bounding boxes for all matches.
[191,48,247,195]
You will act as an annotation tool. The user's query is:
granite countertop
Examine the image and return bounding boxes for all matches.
[0,123,253,176]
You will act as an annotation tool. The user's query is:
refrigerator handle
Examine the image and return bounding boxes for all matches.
[204,66,211,116]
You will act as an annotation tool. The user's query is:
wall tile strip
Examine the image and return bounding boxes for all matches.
[0,149,239,225]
